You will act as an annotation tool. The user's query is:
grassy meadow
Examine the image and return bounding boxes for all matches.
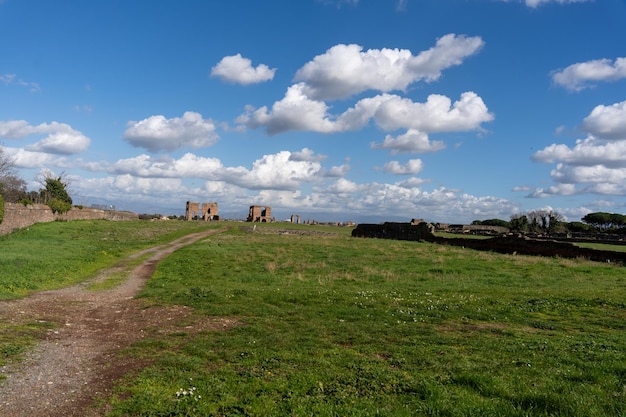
[2,220,626,416]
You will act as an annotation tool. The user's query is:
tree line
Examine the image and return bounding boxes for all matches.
[473,210,626,236]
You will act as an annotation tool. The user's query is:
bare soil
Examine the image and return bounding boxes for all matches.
[0,227,234,417]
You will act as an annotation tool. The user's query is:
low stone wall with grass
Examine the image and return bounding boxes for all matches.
[0,202,138,235]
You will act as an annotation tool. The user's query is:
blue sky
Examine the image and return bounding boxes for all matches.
[1,0,625,223]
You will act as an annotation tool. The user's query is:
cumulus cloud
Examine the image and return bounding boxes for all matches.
[211,54,276,85]
[552,57,626,92]
[241,89,493,136]
[531,99,626,197]
[325,164,351,177]
[111,153,223,178]
[294,34,484,100]
[108,150,324,191]
[377,159,424,175]
[289,147,327,162]
[0,120,90,155]
[221,151,322,190]
[124,111,219,152]
[2,147,66,169]
[581,101,626,140]
[239,83,337,135]
[25,132,90,155]
[371,129,446,154]
[316,179,517,222]
[532,137,626,168]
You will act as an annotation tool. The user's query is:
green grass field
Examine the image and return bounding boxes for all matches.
[0,219,219,299]
[2,221,626,416]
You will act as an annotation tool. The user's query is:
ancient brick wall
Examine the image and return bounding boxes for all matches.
[0,203,138,235]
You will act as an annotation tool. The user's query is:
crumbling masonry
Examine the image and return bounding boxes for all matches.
[247,205,273,222]
[186,201,219,221]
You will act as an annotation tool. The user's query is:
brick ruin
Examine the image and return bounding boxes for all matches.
[247,205,273,222]
[185,201,219,221]
[291,214,301,224]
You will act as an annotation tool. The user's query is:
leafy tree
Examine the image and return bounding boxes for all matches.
[582,212,613,230]
[510,214,528,233]
[566,221,593,233]
[581,212,626,231]
[38,170,73,214]
[480,218,511,229]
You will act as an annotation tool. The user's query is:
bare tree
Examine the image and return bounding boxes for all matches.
[526,209,563,236]
[0,145,17,180]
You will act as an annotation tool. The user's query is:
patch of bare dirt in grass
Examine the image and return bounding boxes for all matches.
[0,227,235,417]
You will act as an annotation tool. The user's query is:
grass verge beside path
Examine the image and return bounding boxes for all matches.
[104,223,626,416]
[0,219,222,299]
[0,219,222,369]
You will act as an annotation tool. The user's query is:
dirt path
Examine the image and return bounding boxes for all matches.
[0,227,232,417]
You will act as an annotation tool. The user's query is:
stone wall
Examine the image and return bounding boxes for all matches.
[0,203,138,235]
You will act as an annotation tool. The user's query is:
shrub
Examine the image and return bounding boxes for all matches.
[47,198,72,214]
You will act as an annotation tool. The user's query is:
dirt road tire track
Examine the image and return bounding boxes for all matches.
[0,227,231,417]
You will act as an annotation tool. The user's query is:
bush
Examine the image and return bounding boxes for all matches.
[47,198,72,214]
[0,193,4,224]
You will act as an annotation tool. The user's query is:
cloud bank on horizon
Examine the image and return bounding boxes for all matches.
[1,0,624,223]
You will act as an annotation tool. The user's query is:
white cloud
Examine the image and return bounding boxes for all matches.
[550,164,626,186]
[124,111,219,152]
[532,137,626,167]
[0,73,40,92]
[359,92,494,132]
[552,57,626,91]
[318,0,359,8]
[316,180,517,223]
[527,183,578,198]
[531,99,626,197]
[0,120,90,155]
[221,151,322,190]
[581,101,626,140]
[111,153,223,178]
[108,150,324,191]
[26,132,90,155]
[0,74,15,84]
[325,164,350,177]
[3,147,61,168]
[211,54,276,85]
[294,34,484,100]
[524,0,594,8]
[289,147,327,162]
[372,129,446,154]
[377,159,424,175]
[327,178,360,194]
[241,89,493,136]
